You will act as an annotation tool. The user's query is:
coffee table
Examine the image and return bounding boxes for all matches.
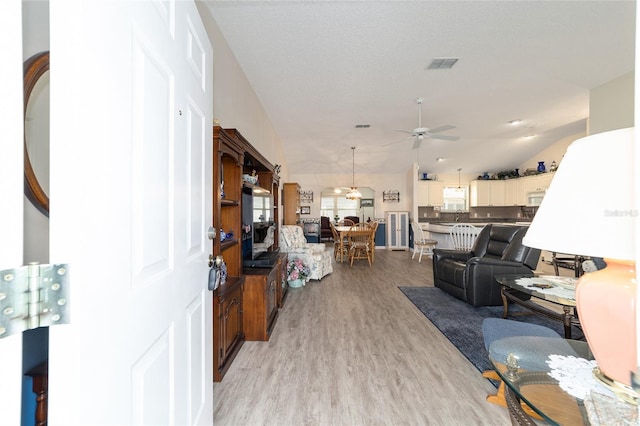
[495,274,580,339]
[488,336,593,425]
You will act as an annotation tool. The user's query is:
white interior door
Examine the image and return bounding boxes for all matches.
[0,2,26,425]
[48,1,213,424]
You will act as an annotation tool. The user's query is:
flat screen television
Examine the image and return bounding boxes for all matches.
[242,185,277,266]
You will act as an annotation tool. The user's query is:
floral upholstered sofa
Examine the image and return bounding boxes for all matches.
[279,225,333,281]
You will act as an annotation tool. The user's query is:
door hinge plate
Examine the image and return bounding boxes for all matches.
[0,263,70,339]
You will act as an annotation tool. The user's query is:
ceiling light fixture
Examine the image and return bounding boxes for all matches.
[457,168,462,188]
[346,146,362,200]
[436,157,445,162]
[509,119,523,125]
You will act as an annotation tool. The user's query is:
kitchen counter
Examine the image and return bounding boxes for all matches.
[420,222,531,249]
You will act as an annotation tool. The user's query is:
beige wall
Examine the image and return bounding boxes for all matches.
[287,172,410,220]
[196,3,289,181]
[589,71,634,135]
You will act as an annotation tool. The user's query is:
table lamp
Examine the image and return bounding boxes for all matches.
[522,127,637,396]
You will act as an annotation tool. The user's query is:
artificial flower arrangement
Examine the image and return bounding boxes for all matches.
[286,258,310,282]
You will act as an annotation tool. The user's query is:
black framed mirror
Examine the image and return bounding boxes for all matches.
[24,51,50,216]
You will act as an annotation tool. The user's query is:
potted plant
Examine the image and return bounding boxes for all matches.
[286,258,310,288]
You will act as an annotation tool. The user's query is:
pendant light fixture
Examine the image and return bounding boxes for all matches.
[346,146,362,200]
[457,168,462,188]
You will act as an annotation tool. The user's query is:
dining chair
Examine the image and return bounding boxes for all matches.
[449,223,479,250]
[367,221,379,263]
[339,219,355,227]
[347,223,372,266]
[330,222,348,262]
[411,221,437,262]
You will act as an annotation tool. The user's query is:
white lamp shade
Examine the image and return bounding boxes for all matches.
[522,127,636,260]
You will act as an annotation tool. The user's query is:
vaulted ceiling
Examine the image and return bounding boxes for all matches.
[202,1,635,176]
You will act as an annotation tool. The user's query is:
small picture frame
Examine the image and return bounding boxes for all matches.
[300,206,311,215]
[360,198,374,208]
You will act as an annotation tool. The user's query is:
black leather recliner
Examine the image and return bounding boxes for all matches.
[432,224,541,307]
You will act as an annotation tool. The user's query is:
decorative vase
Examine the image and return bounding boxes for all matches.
[537,161,546,173]
[288,279,304,288]
[576,259,637,387]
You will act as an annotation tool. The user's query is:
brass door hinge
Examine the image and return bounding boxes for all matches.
[0,263,70,339]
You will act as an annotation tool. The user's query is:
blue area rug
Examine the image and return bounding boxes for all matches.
[398,286,583,373]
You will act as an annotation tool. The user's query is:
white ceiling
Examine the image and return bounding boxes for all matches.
[202,1,635,176]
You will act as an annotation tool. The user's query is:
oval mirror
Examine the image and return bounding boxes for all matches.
[24,51,50,216]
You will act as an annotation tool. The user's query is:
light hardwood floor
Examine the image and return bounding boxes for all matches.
[213,249,512,425]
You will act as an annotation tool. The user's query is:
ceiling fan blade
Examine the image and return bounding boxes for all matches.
[428,124,456,134]
[430,134,460,141]
[383,136,411,146]
[393,129,413,134]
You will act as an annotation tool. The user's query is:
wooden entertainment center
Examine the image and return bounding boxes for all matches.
[212,126,288,382]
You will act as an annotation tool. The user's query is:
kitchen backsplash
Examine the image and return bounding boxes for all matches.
[417,206,538,222]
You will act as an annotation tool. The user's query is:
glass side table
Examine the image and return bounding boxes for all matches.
[489,336,594,425]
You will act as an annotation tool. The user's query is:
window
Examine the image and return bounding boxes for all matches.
[253,193,272,222]
[320,194,358,219]
[442,186,467,212]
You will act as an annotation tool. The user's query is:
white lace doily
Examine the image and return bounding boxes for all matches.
[546,354,612,400]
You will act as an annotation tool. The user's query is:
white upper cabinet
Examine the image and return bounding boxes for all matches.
[417,180,445,206]
[470,180,505,207]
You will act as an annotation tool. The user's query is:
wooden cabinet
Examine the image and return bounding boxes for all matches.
[417,180,444,206]
[213,279,243,382]
[470,180,505,207]
[213,127,245,382]
[243,257,282,341]
[386,211,409,250]
[277,253,288,307]
[282,182,300,225]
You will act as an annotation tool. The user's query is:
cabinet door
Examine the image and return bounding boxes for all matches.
[489,180,506,206]
[470,181,490,206]
[399,212,409,248]
[417,181,444,206]
[505,179,525,206]
[214,282,244,381]
[386,212,398,248]
[428,181,445,206]
[417,181,429,205]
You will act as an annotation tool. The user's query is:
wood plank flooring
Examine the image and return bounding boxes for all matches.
[213,249,512,425]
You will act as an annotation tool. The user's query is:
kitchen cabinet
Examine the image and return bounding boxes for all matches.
[470,180,505,207]
[523,173,554,193]
[504,178,526,206]
[282,182,300,225]
[386,211,409,250]
[417,180,445,206]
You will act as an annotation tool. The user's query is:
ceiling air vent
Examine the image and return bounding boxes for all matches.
[355,124,370,128]
[426,57,459,70]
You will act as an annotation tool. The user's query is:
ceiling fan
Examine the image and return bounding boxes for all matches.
[385,97,459,149]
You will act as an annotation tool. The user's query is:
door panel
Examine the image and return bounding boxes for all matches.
[47,1,213,424]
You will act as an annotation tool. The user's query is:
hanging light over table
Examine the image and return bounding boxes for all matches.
[346,146,362,200]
